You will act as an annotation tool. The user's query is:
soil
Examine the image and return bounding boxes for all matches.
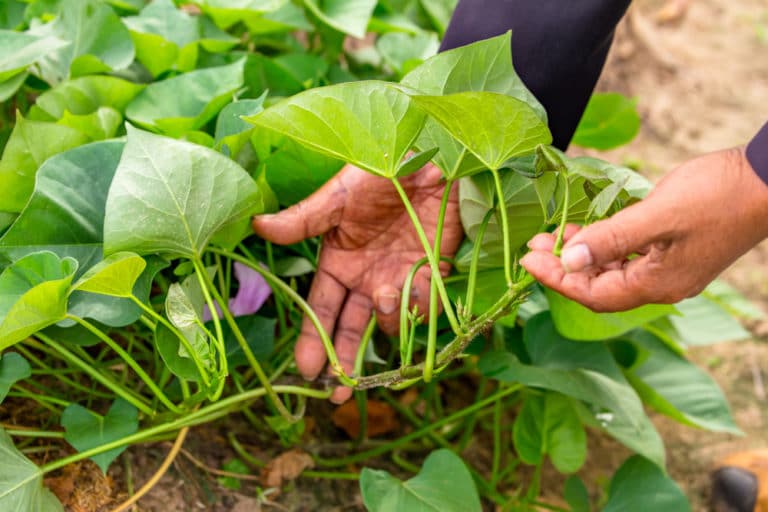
[25,1,768,510]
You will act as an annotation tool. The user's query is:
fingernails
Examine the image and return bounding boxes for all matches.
[377,293,399,315]
[561,244,593,273]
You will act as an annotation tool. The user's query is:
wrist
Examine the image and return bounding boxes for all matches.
[733,146,768,241]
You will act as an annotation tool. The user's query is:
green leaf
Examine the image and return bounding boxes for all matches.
[0,2,26,30]
[0,30,69,83]
[0,352,30,403]
[704,280,765,320]
[165,268,216,372]
[218,459,250,490]
[72,252,146,298]
[479,313,645,428]
[0,252,77,351]
[35,76,145,119]
[155,322,204,382]
[245,52,329,98]
[191,0,287,29]
[57,107,122,141]
[563,476,590,512]
[303,0,377,38]
[0,71,28,103]
[0,428,63,512]
[376,32,439,78]
[572,93,640,150]
[31,0,135,85]
[621,331,740,434]
[396,146,438,176]
[104,126,263,259]
[546,289,676,341]
[215,96,265,157]
[126,59,245,137]
[0,114,90,213]
[603,456,690,512]
[663,294,750,346]
[360,449,482,512]
[419,0,457,35]
[61,399,139,473]
[410,92,551,171]
[224,315,276,367]
[513,392,587,473]
[245,81,425,178]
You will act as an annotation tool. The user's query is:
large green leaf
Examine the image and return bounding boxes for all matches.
[245,81,425,178]
[401,31,546,178]
[61,399,139,473]
[360,449,481,512]
[303,0,377,38]
[410,92,551,171]
[0,140,124,271]
[479,313,644,428]
[0,114,89,213]
[0,252,77,351]
[513,392,587,473]
[620,331,740,434]
[30,0,135,85]
[0,30,69,83]
[572,93,641,150]
[72,252,146,298]
[0,428,63,512]
[603,456,690,512]
[125,59,245,137]
[546,289,675,341]
[661,294,750,346]
[104,126,263,259]
[0,352,30,403]
[34,76,145,119]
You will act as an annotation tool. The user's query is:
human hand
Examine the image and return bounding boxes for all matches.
[252,164,461,403]
[520,148,768,312]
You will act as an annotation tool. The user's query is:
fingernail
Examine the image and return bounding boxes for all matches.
[561,244,593,273]
[377,293,399,315]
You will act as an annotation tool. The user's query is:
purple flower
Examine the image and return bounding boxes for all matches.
[203,262,272,321]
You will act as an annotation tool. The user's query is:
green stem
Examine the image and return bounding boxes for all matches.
[130,296,211,388]
[69,316,183,414]
[6,429,65,439]
[315,385,522,467]
[197,260,299,423]
[35,334,154,417]
[465,209,495,320]
[265,241,288,334]
[40,386,333,474]
[214,246,356,387]
[553,173,571,256]
[354,315,378,377]
[191,258,227,400]
[423,279,438,383]
[390,178,461,334]
[489,168,513,287]
[302,471,360,480]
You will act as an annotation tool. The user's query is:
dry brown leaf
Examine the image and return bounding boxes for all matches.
[261,448,315,489]
[331,399,398,439]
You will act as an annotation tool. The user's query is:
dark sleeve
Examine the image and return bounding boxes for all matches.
[441,0,631,150]
[747,122,768,183]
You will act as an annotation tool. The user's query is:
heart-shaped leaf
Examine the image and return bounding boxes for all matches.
[245,81,426,178]
[0,352,30,403]
[410,92,551,171]
[572,93,640,150]
[103,126,264,259]
[126,58,245,137]
[603,456,690,512]
[0,30,69,83]
[0,428,63,511]
[0,252,78,351]
[61,399,139,473]
[0,114,90,213]
[30,0,135,85]
[303,0,377,38]
[72,252,147,298]
[360,449,481,512]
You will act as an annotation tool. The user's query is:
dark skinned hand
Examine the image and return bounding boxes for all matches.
[521,148,768,311]
[252,163,462,403]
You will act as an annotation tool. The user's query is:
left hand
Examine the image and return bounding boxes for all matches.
[252,164,462,403]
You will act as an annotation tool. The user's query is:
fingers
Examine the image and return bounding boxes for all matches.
[329,291,373,404]
[527,224,581,251]
[294,267,346,380]
[373,284,401,336]
[252,171,347,244]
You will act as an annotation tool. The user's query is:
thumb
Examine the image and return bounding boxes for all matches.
[252,171,347,244]
[561,199,663,272]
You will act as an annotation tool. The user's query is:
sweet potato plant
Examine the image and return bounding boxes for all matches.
[0,1,756,510]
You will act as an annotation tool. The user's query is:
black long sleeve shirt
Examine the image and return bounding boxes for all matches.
[441,0,768,182]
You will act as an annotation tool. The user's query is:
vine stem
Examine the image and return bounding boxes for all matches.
[191,258,227,400]
[464,208,495,320]
[212,246,356,387]
[399,256,428,363]
[553,173,571,256]
[390,178,461,334]
[489,168,513,287]
[129,296,211,388]
[69,315,183,414]
[39,386,332,474]
[34,334,154,417]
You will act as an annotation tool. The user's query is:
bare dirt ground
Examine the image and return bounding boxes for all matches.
[44,1,768,510]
